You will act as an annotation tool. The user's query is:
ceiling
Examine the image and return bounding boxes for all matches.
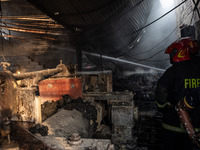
[1,0,175,72]
[25,0,156,71]
[26,0,153,56]
[0,0,68,41]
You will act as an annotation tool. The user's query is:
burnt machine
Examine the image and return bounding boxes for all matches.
[0,60,142,150]
[0,60,76,122]
[0,60,118,150]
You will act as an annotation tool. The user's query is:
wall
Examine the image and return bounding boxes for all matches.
[0,0,77,73]
[0,37,77,73]
[175,0,200,38]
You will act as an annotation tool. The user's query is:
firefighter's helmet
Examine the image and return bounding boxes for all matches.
[165,37,199,63]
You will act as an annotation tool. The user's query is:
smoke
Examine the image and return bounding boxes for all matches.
[127,0,178,70]
[123,68,159,76]
[0,38,48,56]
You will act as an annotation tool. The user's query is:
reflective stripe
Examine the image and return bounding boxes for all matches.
[162,122,200,133]
[195,128,200,132]
[184,97,194,109]
[162,123,186,133]
[156,101,167,108]
[156,101,171,108]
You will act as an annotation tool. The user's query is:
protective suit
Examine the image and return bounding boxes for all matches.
[176,86,200,148]
[155,37,200,150]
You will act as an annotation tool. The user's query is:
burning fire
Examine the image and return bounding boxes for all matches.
[16,71,21,75]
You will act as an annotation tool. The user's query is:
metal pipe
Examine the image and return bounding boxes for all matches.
[0,25,64,35]
[13,68,63,80]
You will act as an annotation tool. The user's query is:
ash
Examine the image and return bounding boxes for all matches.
[38,96,98,139]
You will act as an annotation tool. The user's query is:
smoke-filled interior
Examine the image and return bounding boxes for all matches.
[0,0,199,149]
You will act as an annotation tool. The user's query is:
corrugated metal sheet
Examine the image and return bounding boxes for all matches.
[83,0,153,57]
[27,0,128,26]
[1,0,154,70]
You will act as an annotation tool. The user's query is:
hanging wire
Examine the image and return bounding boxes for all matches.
[124,0,188,38]
[189,10,195,25]
[192,0,200,19]
[122,9,194,63]
[87,8,194,66]
[85,0,189,63]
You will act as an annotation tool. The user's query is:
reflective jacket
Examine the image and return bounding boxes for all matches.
[155,57,200,132]
[184,86,200,108]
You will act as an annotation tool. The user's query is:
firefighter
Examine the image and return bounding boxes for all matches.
[176,86,200,149]
[155,37,200,150]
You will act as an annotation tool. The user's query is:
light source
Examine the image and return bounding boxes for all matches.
[160,0,174,9]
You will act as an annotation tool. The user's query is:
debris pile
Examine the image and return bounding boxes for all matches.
[29,124,48,136]
[113,72,163,150]
[40,95,97,139]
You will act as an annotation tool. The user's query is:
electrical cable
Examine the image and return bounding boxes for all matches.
[0,0,191,66]
[189,10,195,25]
[85,0,188,59]
[122,9,194,63]
[124,47,168,62]
[80,1,193,68]
[82,0,151,50]
[96,6,192,64]
[0,20,64,29]
[130,21,181,57]
[0,19,74,49]
[0,0,185,62]
[124,0,188,38]
[192,0,200,19]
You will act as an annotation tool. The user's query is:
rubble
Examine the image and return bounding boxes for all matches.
[42,108,92,138]
[113,72,163,149]
[0,62,164,150]
[40,95,97,138]
[29,124,48,136]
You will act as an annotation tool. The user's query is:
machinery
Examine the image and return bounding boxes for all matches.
[0,60,70,122]
[0,60,149,149]
[0,61,117,150]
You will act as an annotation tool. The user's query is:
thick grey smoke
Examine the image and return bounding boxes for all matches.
[127,0,178,70]
[123,68,159,76]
